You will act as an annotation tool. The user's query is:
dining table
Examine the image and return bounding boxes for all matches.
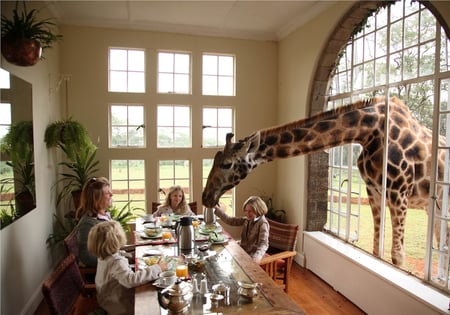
[133,219,306,315]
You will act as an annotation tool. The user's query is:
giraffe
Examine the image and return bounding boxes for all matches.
[202,96,449,266]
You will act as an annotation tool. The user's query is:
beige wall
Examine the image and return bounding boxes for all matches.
[277,2,353,257]
[1,2,62,314]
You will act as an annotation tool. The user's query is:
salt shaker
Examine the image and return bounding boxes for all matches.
[192,278,199,294]
[200,279,209,294]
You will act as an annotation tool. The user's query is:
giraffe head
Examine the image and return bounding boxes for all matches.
[202,132,261,207]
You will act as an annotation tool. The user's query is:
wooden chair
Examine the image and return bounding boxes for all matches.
[63,226,97,284]
[259,218,299,293]
[42,254,100,315]
[151,202,161,213]
[188,201,197,214]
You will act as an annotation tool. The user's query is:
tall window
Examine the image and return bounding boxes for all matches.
[202,54,235,96]
[109,48,145,93]
[158,51,191,94]
[157,105,191,148]
[110,160,146,210]
[323,1,449,292]
[109,104,145,147]
[159,160,191,202]
[202,107,233,147]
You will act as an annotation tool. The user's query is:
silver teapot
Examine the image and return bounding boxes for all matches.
[158,279,193,314]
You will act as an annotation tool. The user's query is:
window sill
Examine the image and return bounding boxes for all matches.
[303,231,449,314]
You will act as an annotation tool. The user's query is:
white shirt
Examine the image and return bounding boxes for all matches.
[95,252,162,315]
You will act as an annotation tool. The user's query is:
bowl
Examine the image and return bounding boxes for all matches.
[144,225,162,237]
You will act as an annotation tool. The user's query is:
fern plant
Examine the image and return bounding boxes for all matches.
[1,5,62,50]
[109,201,145,232]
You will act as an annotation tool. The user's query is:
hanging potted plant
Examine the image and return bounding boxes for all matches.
[44,118,99,208]
[0,120,35,216]
[1,2,62,66]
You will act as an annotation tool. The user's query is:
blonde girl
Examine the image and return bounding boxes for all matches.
[154,185,194,216]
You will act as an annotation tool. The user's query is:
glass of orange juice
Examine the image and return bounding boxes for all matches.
[162,229,172,240]
[192,220,199,229]
[176,263,188,278]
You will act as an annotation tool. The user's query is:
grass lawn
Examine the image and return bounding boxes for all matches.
[352,205,427,277]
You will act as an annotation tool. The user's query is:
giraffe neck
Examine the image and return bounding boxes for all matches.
[253,98,384,164]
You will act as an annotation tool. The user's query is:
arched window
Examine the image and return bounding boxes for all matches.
[307,0,449,292]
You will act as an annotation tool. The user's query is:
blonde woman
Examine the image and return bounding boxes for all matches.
[214,196,269,263]
[75,177,113,268]
[154,185,194,216]
[88,221,168,315]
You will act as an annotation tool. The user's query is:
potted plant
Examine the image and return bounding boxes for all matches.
[1,2,63,66]
[260,194,286,223]
[0,120,35,216]
[44,118,99,207]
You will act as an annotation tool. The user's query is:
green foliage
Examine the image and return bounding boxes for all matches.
[0,199,16,229]
[56,147,100,205]
[44,118,96,161]
[46,214,77,248]
[109,201,144,232]
[45,118,100,206]
[1,5,62,51]
[259,193,286,223]
[0,120,35,200]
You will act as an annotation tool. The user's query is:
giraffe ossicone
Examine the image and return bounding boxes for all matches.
[202,96,449,266]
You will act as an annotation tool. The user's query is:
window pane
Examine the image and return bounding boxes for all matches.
[203,107,233,147]
[110,105,145,148]
[158,160,191,202]
[159,53,174,72]
[175,54,190,73]
[202,54,235,96]
[109,71,127,92]
[111,159,146,213]
[203,55,217,75]
[157,105,191,148]
[110,49,127,70]
[109,48,145,93]
[158,73,174,93]
[128,50,145,71]
[158,52,191,94]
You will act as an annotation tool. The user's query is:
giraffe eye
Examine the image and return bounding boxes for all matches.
[220,162,232,170]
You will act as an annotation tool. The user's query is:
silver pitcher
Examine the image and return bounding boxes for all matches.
[177,216,195,256]
[203,207,216,225]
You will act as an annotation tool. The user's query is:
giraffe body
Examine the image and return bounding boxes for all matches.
[202,97,448,266]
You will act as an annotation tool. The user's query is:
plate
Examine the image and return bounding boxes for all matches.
[144,249,163,256]
[210,238,228,245]
[139,232,162,239]
[153,279,170,289]
[138,256,161,267]
[199,224,222,235]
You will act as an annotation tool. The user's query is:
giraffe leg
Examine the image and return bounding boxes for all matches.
[389,206,407,267]
[367,193,382,258]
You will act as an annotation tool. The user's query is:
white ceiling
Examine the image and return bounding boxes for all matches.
[42,0,332,41]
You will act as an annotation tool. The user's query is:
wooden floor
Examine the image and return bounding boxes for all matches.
[34,262,365,315]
